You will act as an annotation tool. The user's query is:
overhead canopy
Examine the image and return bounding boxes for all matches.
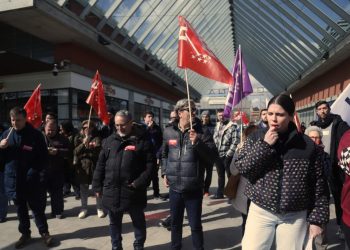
[4,0,350,96]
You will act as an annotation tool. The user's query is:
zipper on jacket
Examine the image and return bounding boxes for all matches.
[276,155,284,213]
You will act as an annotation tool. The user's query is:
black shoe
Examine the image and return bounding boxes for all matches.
[41,232,53,247]
[15,234,31,249]
[0,217,7,223]
[75,195,81,200]
[159,216,171,229]
[210,194,224,200]
[153,193,160,199]
[159,193,169,201]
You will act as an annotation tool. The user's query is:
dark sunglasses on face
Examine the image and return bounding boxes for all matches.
[180,108,196,113]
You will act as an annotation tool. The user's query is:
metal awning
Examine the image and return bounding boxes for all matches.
[29,0,350,95]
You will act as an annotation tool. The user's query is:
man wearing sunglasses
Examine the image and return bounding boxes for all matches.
[161,99,216,250]
[92,110,155,250]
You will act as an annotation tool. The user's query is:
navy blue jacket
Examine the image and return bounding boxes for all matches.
[161,120,217,193]
[0,124,48,200]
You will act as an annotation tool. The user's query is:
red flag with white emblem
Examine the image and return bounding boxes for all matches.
[24,84,42,128]
[177,16,233,85]
[86,70,109,125]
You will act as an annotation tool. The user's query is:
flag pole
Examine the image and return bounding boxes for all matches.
[5,127,14,140]
[86,105,93,137]
[239,45,243,142]
[184,69,193,130]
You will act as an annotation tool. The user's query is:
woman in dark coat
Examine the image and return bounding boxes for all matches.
[236,94,329,250]
[73,120,102,219]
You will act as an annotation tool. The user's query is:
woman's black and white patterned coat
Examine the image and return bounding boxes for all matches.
[235,124,330,226]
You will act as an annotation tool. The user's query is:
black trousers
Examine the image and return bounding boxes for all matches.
[203,163,213,193]
[215,156,232,196]
[15,188,49,235]
[47,173,64,215]
[343,222,350,248]
[152,165,160,195]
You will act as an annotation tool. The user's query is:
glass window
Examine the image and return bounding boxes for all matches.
[109,0,137,27]
[133,0,169,41]
[58,104,69,120]
[334,0,350,14]
[134,103,160,125]
[57,89,69,104]
[95,0,115,13]
[124,0,156,32]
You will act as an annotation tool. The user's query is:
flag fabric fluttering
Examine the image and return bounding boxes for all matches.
[232,110,250,125]
[289,94,302,133]
[331,83,350,126]
[177,16,233,85]
[223,45,253,118]
[86,70,109,125]
[294,111,302,133]
[24,84,42,128]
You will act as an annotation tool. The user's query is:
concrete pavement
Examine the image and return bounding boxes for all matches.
[0,170,345,250]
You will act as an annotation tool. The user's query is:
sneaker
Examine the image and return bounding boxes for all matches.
[78,209,88,219]
[15,234,31,249]
[41,232,53,247]
[97,209,106,218]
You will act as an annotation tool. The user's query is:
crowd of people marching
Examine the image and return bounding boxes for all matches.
[1,94,350,250]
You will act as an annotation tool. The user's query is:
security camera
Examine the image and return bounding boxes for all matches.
[52,64,58,76]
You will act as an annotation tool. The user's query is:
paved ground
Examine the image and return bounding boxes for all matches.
[0,170,346,250]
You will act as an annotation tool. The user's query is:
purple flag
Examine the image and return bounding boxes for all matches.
[223,46,253,118]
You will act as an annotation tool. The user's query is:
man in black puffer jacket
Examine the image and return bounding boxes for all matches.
[161,99,216,250]
[92,110,155,250]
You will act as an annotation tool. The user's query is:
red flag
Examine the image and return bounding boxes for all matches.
[232,111,249,125]
[177,16,233,85]
[86,71,109,125]
[294,112,302,133]
[241,112,250,125]
[24,84,42,128]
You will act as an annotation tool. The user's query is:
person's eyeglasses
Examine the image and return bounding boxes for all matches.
[82,127,88,130]
[180,108,196,113]
[115,121,130,129]
[309,136,320,140]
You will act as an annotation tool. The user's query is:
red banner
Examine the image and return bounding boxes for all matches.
[86,71,109,125]
[24,84,42,128]
[177,16,233,85]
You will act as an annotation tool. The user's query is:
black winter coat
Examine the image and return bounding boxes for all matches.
[236,123,330,225]
[161,120,217,193]
[0,124,48,200]
[74,135,101,184]
[44,133,70,176]
[92,126,155,213]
